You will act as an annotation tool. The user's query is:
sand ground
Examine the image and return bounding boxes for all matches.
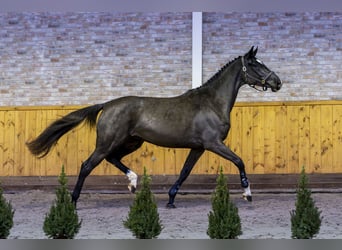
[4,190,341,239]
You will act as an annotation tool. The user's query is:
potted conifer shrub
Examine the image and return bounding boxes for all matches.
[290,166,322,239]
[123,167,162,239]
[43,166,82,239]
[0,184,15,239]
[207,167,242,239]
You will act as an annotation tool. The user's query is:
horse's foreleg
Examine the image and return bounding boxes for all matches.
[72,151,105,205]
[167,148,204,208]
[207,141,252,202]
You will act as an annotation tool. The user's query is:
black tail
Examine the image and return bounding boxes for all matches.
[26,103,104,158]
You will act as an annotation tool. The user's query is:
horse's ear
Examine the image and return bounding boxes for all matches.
[253,46,258,56]
[246,46,256,58]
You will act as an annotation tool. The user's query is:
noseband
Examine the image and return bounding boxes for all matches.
[241,57,274,91]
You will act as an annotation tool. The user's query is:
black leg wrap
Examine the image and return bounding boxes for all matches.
[241,177,249,188]
[167,185,178,208]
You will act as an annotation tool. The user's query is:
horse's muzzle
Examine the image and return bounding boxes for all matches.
[271,80,282,92]
[270,74,282,92]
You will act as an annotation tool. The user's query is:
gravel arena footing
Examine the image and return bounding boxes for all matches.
[4,190,342,239]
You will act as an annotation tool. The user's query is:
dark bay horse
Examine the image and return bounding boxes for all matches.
[26,47,282,208]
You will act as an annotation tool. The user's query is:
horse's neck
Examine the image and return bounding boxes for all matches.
[210,61,243,113]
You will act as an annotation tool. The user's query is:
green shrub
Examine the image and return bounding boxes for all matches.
[0,184,15,239]
[43,166,82,239]
[290,166,322,239]
[207,167,242,239]
[123,167,162,239]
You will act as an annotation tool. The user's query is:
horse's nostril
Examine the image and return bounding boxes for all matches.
[277,81,282,90]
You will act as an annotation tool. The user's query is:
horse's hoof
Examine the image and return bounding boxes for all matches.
[243,195,252,202]
[128,185,136,194]
[166,203,176,209]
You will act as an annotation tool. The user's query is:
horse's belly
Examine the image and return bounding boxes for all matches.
[131,125,199,148]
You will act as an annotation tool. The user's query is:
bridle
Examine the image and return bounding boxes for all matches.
[241,56,275,91]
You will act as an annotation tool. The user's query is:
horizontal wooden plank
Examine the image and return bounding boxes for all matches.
[2,174,342,193]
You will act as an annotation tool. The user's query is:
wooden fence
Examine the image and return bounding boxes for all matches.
[0,101,341,177]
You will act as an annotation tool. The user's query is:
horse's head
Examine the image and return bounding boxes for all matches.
[242,46,282,92]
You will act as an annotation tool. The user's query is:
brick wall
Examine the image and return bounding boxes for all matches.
[0,12,341,106]
[203,12,342,102]
[0,12,192,106]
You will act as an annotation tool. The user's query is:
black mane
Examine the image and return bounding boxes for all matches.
[200,56,241,88]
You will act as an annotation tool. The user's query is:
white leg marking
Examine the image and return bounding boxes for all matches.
[126,170,138,193]
[242,185,252,200]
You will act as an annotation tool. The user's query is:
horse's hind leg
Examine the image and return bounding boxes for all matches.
[105,137,144,193]
[106,156,138,193]
[72,150,106,204]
